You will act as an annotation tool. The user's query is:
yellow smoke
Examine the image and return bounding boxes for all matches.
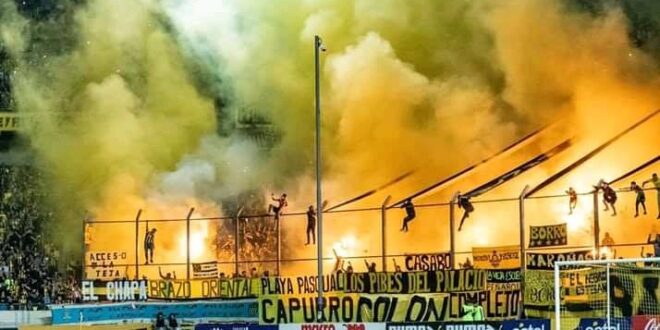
[1,0,659,277]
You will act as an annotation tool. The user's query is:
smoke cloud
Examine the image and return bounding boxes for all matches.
[1,0,659,273]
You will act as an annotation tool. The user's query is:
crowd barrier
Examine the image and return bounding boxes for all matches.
[49,300,257,325]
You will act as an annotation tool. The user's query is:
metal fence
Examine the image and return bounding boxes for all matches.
[83,187,659,281]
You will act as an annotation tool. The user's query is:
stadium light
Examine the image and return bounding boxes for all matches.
[314,35,326,321]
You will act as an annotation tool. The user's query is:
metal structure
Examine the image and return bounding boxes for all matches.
[82,109,660,283]
[83,184,660,281]
[314,35,325,319]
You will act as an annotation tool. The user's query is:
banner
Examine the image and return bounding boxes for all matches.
[528,224,567,248]
[487,269,521,284]
[526,250,594,270]
[632,316,660,330]
[148,277,257,300]
[195,324,278,330]
[280,324,386,330]
[525,266,660,319]
[472,246,520,269]
[524,268,606,308]
[578,318,630,330]
[402,253,451,271]
[51,301,258,324]
[81,280,148,302]
[501,319,550,330]
[386,322,502,330]
[0,113,19,132]
[259,291,520,324]
[609,268,660,316]
[85,251,129,279]
[193,261,219,279]
[259,271,486,296]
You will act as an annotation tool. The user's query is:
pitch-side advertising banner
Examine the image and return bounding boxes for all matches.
[280,323,386,330]
[386,322,503,330]
[195,324,278,330]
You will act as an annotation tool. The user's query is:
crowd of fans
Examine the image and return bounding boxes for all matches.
[215,212,279,278]
[0,165,78,309]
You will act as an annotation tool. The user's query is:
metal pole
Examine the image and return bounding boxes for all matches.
[235,206,244,277]
[134,209,142,279]
[593,189,601,257]
[606,262,611,328]
[519,185,530,317]
[315,35,325,320]
[186,208,195,280]
[381,196,391,272]
[554,262,561,330]
[276,216,281,276]
[450,192,459,268]
[82,214,87,280]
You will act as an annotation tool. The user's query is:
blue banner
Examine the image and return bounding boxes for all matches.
[577,318,630,330]
[195,324,278,330]
[51,300,257,324]
[501,319,550,330]
[387,322,502,330]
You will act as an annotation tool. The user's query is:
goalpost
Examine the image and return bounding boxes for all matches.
[553,257,660,330]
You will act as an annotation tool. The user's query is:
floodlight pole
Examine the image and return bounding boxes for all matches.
[315,35,325,320]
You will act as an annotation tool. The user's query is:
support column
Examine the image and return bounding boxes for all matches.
[186,208,195,281]
[381,196,391,272]
[235,206,244,277]
[593,189,601,257]
[134,209,143,279]
[450,192,459,268]
[518,185,530,318]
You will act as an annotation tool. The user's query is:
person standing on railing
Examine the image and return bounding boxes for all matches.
[566,187,578,215]
[458,195,474,231]
[642,173,659,219]
[595,180,617,216]
[629,181,647,217]
[400,199,416,232]
[268,193,288,220]
[144,227,156,265]
[306,205,316,245]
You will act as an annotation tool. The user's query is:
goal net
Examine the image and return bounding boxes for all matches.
[554,257,660,330]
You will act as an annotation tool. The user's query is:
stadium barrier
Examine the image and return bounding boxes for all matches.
[19,324,151,330]
[0,310,50,328]
[49,300,257,325]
